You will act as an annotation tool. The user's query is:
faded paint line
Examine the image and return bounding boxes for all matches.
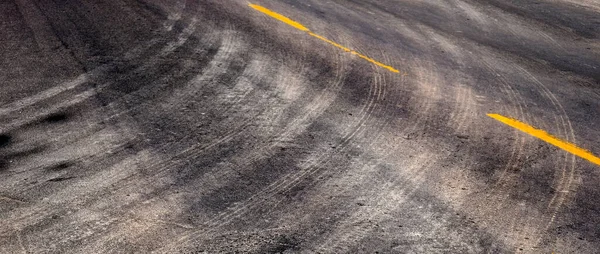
[249,3,401,74]
[308,32,351,52]
[488,113,600,167]
[351,51,400,74]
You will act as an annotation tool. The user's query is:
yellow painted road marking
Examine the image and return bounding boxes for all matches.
[249,3,401,74]
[488,113,600,167]
[249,4,310,32]
[308,32,351,52]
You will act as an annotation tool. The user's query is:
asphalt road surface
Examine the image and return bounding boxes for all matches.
[1,0,600,253]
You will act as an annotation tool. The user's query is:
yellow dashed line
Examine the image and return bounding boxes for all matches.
[307,32,351,52]
[351,51,400,73]
[249,4,310,32]
[249,3,401,74]
[488,113,600,167]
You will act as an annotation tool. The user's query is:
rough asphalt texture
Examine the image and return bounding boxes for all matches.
[1,0,600,253]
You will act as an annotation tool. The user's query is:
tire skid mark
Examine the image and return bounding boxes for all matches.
[497,64,572,251]
[188,55,392,250]
[0,0,196,123]
[84,34,348,252]
[315,153,434,253]
[486,113,581,251]
[452,0,491,29]
[0,71,90,117]
[312,74,412,253]
[401,25,442,137]
[414,45,528,249]
[0,8,227,242]
[158,50,381,253]
[216,54,270,113]
[189,102,379,243]
[513,66,578,247]
[162,28,243,108]
[422,27,476,135]
[244,41,345,160]
[1,140,142,233]
[0,29,210,172]
[0,127,135,190]
[403,58,441,140]
[453,86,475,134]
[478,55,544,250]
[0,30,213,171]
[474,49,574,251]
[559,0,600,12]
[52,29,252,212]
[317,50,454,251]
[115,49,330,252]
[318,53,437,238]
[131,29,260,163]
[480,55,528,185]
[58,19,212,131]
[0,115,250,242]
[43,42,309,249]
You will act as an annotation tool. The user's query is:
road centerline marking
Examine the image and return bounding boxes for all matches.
[488,113,600,167]
[249,3,402,74]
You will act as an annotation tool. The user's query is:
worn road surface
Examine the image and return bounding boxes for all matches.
[1,0,600,253]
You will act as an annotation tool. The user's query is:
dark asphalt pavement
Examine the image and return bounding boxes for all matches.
[1,0,600,253]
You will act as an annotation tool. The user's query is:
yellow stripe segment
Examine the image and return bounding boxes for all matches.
[488,113,600,167]
[249,4,310,32]
[352,51,400,73]
[249,3,401,74]
[308,32,351,52]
